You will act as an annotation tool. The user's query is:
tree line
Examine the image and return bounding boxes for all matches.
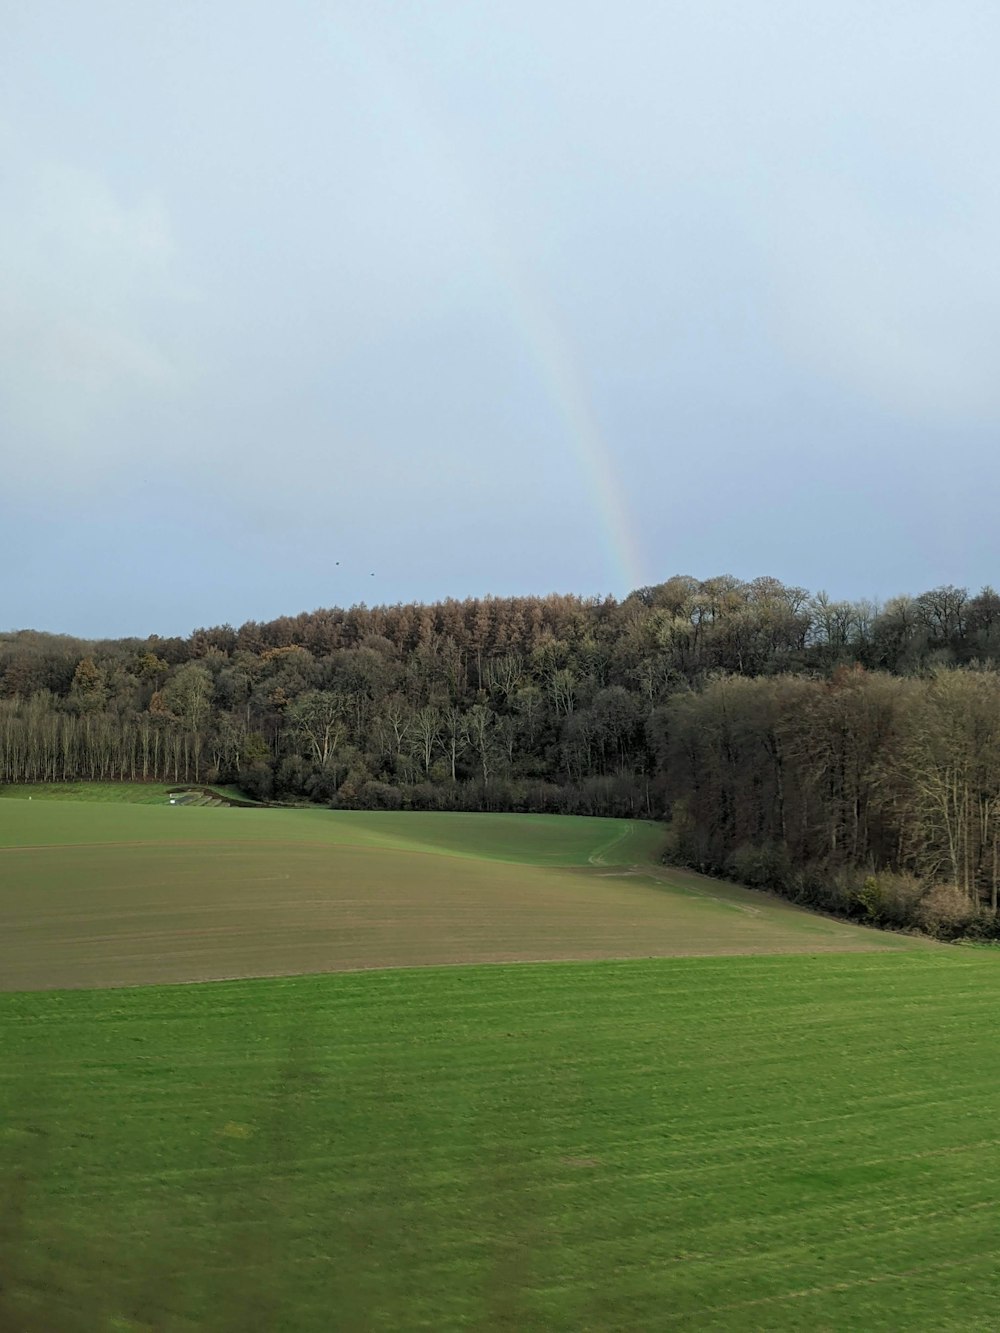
[4,575,1000,936]
[658,666,1000,937]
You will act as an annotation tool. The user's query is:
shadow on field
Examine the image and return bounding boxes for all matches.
[0,1037,373,1332]
[478,1138,545,1329]
[0,1027,580,1331]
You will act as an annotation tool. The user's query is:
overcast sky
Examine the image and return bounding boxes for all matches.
[3,1,999,637]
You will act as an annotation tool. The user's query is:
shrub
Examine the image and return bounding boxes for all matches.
[664,800,710,869]
[239,761,273,800]
[958,910,1000,941]
[275,755,310,795]
[724,842,793,891]
[852,872,926,929]
[916,884,978,939]
[355,780,403,810]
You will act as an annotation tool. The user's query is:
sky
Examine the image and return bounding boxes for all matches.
[3,1,1000,638]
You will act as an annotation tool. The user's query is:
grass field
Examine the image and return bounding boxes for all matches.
[2,793,992,1329]
[0,781,181,804]
[0,782,263,806]
[3,952,1000,1331]
[0,801,917,990]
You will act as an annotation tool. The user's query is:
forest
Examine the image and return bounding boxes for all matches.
[4,575,1000,937]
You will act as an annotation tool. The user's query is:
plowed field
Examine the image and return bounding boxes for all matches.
[0,802,922,989]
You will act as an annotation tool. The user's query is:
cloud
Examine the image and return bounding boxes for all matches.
[0,134,187,477]
[764,169,1000,426]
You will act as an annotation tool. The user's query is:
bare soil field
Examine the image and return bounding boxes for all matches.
[0,802,925,990]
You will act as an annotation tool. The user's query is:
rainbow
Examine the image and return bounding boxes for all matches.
[327,19,647,595]
[456,185,648,596]
[494,264,647,595]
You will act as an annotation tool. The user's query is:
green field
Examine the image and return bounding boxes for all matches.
[2,793,995,1329]
[0,782,264,806]
[0,797,666,863]
[0,781,182,805]
[3,954,1000,1331]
